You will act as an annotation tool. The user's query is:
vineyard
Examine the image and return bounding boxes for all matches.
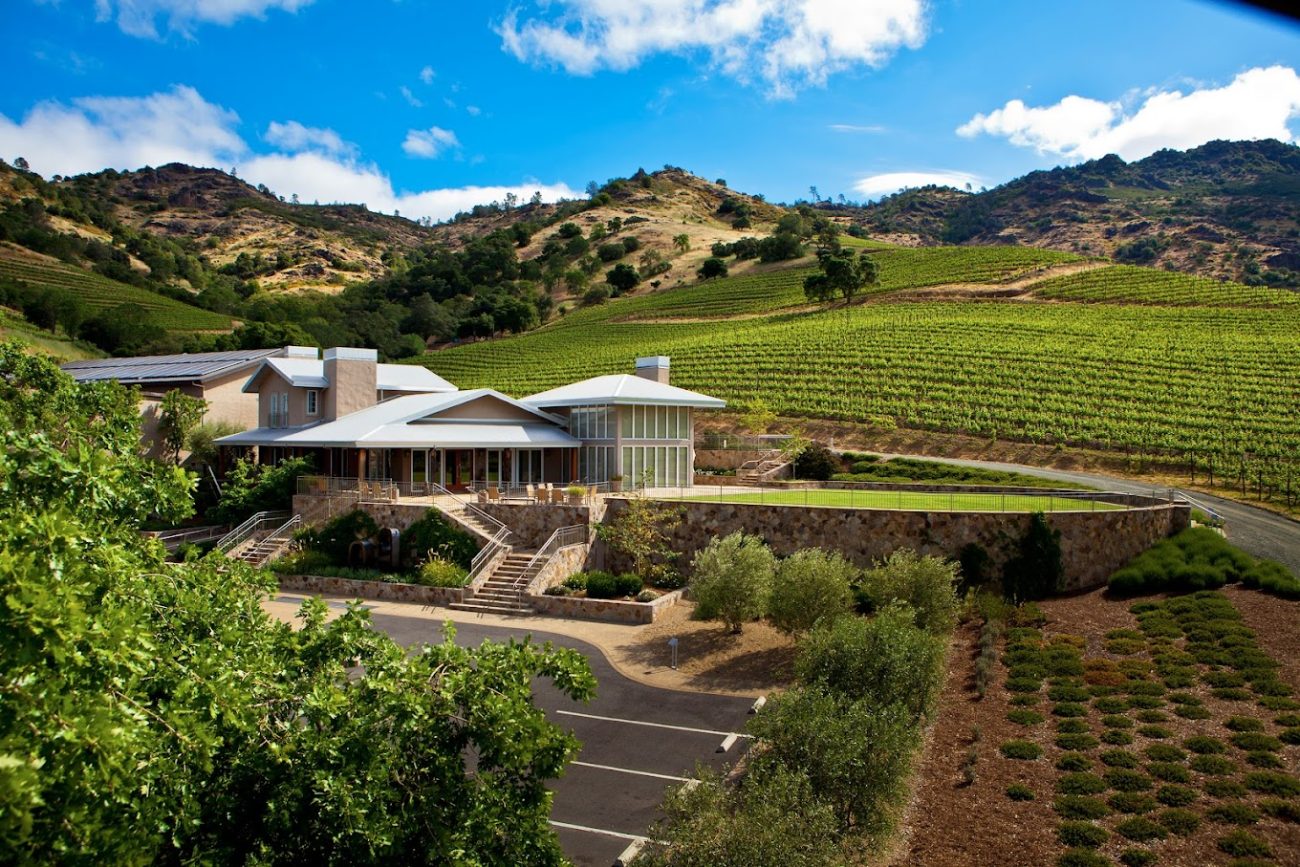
[1027,265,1300,308]
[419,247,1300,503]
[0,251,233,331]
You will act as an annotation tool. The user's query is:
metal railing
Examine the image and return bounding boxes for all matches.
[216,510,290,555]
[630,482,1180,513]
[466,525,514,590]
[150,525,229,551]
[523,525,590,595]
[1167,489,1226,527]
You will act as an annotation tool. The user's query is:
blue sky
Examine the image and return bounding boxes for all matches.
[2,1,1298,221]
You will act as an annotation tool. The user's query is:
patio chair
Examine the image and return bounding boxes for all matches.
[525,484,537,503]
[550,487,565,505]
[487,485,501,502]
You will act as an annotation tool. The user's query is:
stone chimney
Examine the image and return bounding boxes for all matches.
[635,356,670,384]
[323,347,378,419]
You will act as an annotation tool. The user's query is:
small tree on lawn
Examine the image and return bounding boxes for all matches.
[769,548,857,635]
[690,531,776,633]
[596,498,683,586]
[158,389,208,465]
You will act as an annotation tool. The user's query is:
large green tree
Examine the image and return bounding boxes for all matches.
[0,344,595,865]
[803,247,878,304]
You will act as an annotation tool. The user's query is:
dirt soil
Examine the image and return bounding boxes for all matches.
[893,587,1300,866]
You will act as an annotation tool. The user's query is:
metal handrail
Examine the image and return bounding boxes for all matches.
[1168,489,1225,526]
[466,527,513,590]
[215,510,289,554]
[523,525,589,594]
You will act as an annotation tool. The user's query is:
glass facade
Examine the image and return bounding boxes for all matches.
[578,445,615,483]
[620,405,689,440]
[569,405,615,439]
[621,446,689,487]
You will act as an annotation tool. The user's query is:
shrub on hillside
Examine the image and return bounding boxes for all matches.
[857,549,961,635]
[690,532,776,633]
[1107,527,1300,599]
[585,571,643,599]
[416,557,469,588]
[769,548,856,634]
[402,510,479,570]
[297,509,379,565]
[792,444,839,481]
[1003,513,1064,603]
[208,457,312,524]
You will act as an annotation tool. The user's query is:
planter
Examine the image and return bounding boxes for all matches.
[609,479,623,493]
[568,495,583,505]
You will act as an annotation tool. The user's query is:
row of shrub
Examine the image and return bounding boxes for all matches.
[635,549,959,864]
[833,453,1089,489]
[688,532,964,637]
[547,571,646,600]
[1107,527,1299,599]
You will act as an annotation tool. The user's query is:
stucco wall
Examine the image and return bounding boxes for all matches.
[597,498,1189,593]
[202,369,263,430]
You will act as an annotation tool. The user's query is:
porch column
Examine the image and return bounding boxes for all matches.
[570,449,579,484]
[356,447,367,487]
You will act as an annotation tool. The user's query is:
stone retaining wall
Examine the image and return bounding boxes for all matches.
[530,543,592,593]
[278,573,464,606]
[476,503,591,548]
[528,589,684,624]
[695,449,771,471]
[598,499,1189,593]
[293,495,440,534]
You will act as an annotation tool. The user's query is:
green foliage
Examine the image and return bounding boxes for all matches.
[606,262,641,294]
[0,345,596,863]
[1108,527,1299,599]
[1119,849,1157,867]
[208,456,312,524]
[1057,848,1110,867]
[697,257,728,280]
[417,557,470,587]
[1003,513,1064,603]
[1057,821,1107,848]
[1216,830,1272,858]
[689,532,776,633]
[632,766,842,867]
[1054,795,1110,819]
[792,443,840,481]
[1243,770,1300,796]
[1031,263,1297,308]
[584,571,643,599]
[401,509,478,570]
[1115,817,1167,842]
[598,499,683,585]
[1000,740,1043,760]
[1006,783,1036,801]
[1156,784,1196,807]
[804,248,879,304]
[1057,753,1093,772]
[794,603,946,722]
[858,548,961,635]
[158,388,208,465]
[768,548,856,634]
[299,509,380,564]
[1057,773,1107,795]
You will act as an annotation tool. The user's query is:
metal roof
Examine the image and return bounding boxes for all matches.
[217,388,574,449]
[61,348,283,385]
[243,358,457,394]
[522,374,726,409]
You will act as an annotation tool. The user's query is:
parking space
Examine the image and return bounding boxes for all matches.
[367,611,755,867]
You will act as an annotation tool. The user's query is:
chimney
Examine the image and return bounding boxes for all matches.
[635,356,670,384]
[323,347,378,419]
[284,345,319,359]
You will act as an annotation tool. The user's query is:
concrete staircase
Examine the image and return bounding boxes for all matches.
[233,535,294,568]
[738,451,791,484]
[450,551,536,616]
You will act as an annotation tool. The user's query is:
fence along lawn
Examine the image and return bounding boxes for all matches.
[667,487,1125,512]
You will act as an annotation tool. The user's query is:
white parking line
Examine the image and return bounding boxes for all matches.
[557,709,753,739]
[548,819,647,842]
[570,760,691,782]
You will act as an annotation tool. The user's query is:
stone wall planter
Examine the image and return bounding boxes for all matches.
[278,573,464,606]
[528,589,684,624]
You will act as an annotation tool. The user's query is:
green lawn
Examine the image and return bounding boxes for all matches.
[666,488,1123,512]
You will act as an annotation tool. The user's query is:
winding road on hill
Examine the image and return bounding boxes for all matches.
[881,454,1300,577]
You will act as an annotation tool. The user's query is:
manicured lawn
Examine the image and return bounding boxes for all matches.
[667,488,1121,512]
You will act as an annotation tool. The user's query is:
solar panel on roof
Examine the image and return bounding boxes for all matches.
[60,348,281,384]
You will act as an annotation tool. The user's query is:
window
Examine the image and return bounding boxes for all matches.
[269,392,290,428]
[306,389,319,416]
[620,406,690,441]
[621,445,690,487]
[569,405,615,440]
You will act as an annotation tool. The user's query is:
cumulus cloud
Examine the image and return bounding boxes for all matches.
[263,120,355,156]
[402,126,460,159]
[852,170,983,198]
[419,65,436,84]
[399,86,424,108]
[0,86,580,222]
[498,0,928,98]
[957,65,1300,162]
[92,0,315,38]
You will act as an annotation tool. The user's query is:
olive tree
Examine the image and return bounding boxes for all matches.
[690,532,775,633]
[769,548,857,634]
[859,548,962,635]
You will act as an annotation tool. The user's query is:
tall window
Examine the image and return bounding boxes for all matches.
[306,390,319,416]
[569,405,615,440]
[621,406,689,440]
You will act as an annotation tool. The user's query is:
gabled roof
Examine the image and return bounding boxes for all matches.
[61,348,282,385]
[241,358,456,394]
[216,388,573,449]
[523,374,726,409]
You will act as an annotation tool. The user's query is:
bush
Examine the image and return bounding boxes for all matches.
[858,549,961,635]
[1006,783,1035,801]
[1136,725,1172,739]
[1155,784,1195,807]
[1102,730,1135,746]
[1105,769,1153,792]
[585,571,643,599]
[792,444,839,481]
[1057,733,1101,751]
[208,457,312,524]
[1115,817,1167,842]
[1058,850,1110,867]
[1054,795,1110,819]
[596,241,626,262]
[697,257,728,280]
[794,603,944,722]
[1057,821,1107,848]
[1190,755,1237,775]
[1243,770,1300,796]
[1003,512,1063,603]
[769,549,856,634]
[269,548,334,575]
[416,557,469,588]
[1000,740,1042,760]
[1057,773,1106,795]
[1261,798,1300,823]
[1157,808,1199,836]
[402,510,479,570]
[1108,528,1299,599]
[1207,803,1261,825]
[1216,830,1272,858]
[1057,753,1093,771]
[1229,732,1281,752]
[299,509,379,565]
[1119,850,1156,867]
[1100,750,1140,768]
[1109,792,1158,814]
[1184,735,1226,754]
[1204,779,1247,798]
[690,532,775,632]
[1008,709,1045,726]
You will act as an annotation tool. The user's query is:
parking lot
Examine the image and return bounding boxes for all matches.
[365,610,756,866]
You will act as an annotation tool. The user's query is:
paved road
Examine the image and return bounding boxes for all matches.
[876,452,1300,576]
[368,611,754,867]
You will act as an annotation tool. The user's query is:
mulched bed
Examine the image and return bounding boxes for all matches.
[893,587,1300,866]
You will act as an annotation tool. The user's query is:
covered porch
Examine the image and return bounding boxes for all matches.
[287,445,578,494]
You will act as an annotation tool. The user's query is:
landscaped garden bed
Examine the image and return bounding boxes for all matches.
[895,586,1300,866]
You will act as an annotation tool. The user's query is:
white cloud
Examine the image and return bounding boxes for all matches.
[466,105,482,117]
[852,170,983,198]
[92,0,314,39]
[829,123,885,133]
[957,65,1300,162]
[419,65,436,85]
[402,126,460,159]
[399,86,424,108]
[498,0,928,98]
[263,120,355,157]
[0,86,581,222]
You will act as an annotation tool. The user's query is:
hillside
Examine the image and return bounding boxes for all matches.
[850,140,1300,287]
[414,249,1300,509]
